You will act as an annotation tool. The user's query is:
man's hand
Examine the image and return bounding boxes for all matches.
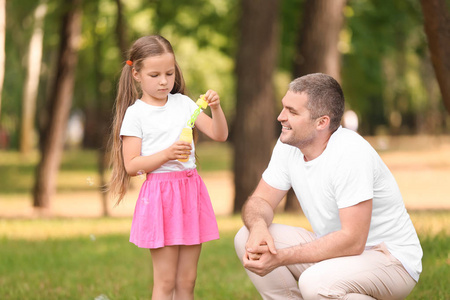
[243,224,280,276]
[247,244,268,260]
[245,222,277,258]
[243,246,281,276]
[240,179,288,276]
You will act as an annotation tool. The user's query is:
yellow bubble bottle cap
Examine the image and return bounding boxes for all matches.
[196,95,208,109]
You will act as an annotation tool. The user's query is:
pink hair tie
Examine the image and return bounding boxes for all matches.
[126,60,133,66]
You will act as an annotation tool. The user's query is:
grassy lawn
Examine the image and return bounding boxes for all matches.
[0,216,254,300]
[0,213,449,300]
[0,143,449,299]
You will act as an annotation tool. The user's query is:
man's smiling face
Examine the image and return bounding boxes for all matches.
[277,91,318,149]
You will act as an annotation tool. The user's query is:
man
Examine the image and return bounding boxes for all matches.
[234,73,422,299]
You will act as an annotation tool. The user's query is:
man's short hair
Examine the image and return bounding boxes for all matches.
[289,73,345,132]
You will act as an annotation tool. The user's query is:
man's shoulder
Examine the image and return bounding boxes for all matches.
[331,127,373,150]
[328,127,379,164]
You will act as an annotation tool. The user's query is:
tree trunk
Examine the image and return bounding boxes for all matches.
[286,0,346,212]
[233,0,279,213]
[20,1,47,155]
[420,0,450,114]
[33,0,83,209]
[293,0,346,82]
[114,0,128,58]
[0,0,5,119]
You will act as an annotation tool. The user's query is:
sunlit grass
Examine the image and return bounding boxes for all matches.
[410,210,450,236]
[0,213,448,299]
[0,211,447,240]
[1,143,449,299]
[0,215,243,241]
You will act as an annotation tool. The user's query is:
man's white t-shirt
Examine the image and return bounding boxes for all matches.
[262,126,423,281]
[119,93,199,173]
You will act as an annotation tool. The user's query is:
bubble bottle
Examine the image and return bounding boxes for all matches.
[177,95,208,162]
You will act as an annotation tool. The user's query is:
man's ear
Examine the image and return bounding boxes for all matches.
[317,115,330,131]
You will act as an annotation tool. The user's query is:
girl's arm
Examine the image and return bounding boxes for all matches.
[194,90,228,142]
[122,136,191,176]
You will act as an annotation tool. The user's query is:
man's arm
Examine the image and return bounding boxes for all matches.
[281,199,372,261]
[242,179,288,256]
[244,199,373,276]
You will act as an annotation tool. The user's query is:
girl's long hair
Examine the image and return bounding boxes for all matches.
[108,35,186,205]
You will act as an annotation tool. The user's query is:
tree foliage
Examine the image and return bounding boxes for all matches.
[0,0,449,211]
[1,0,448,150]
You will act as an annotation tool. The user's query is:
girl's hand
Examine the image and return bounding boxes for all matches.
[204,89,221,109]
[165,140,192,161]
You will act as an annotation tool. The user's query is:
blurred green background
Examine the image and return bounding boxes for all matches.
[1,0,450,299]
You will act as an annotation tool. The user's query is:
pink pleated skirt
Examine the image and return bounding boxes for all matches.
[129,169,219,249]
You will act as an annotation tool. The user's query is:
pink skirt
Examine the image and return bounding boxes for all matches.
[129,169,219,249]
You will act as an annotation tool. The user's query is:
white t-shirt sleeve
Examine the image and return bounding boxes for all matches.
[120,106,142,138]
[262,139,291,191]
[333,146,374,208]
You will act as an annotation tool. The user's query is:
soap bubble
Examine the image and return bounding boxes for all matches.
[90,234,96,241]
[86,177,94,186]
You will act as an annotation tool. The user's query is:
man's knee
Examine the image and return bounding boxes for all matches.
[298,267,326,300]
[234,226,249,261]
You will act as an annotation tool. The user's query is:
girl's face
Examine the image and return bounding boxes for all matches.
[132,53,176,106]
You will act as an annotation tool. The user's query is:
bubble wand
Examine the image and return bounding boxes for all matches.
[178,95,208,162]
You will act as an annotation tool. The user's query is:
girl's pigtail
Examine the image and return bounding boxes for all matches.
[108,63,138,205]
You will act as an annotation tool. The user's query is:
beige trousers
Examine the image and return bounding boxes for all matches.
[234,224,417,300]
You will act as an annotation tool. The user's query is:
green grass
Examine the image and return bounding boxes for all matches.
[0,149,100,194]
[414,233,450,299]
[196,142,232,172]
[0,142,232,194]
[1,146,449,299]
[0,213,448,300]
[0,217,256,300]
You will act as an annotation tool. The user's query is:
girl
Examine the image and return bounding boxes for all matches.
[109,35,228,299]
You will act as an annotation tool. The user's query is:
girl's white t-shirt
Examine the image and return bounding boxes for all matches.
[262,126,422,281]
[120,93,199,173]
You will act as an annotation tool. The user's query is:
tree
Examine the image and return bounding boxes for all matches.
[286,0,346,212]
[0,0,5,120]
[420,0,450,114]
[33,0,83,209]
[233,0,279,212]
[293,0,347,82]
[114,0,128,57]
[20,0,47,155]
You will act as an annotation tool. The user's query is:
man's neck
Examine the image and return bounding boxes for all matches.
[301,132,334,162]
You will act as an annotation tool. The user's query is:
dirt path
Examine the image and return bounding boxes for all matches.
[1,136,449,218]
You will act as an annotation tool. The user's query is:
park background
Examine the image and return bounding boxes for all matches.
[0,0,449,299]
